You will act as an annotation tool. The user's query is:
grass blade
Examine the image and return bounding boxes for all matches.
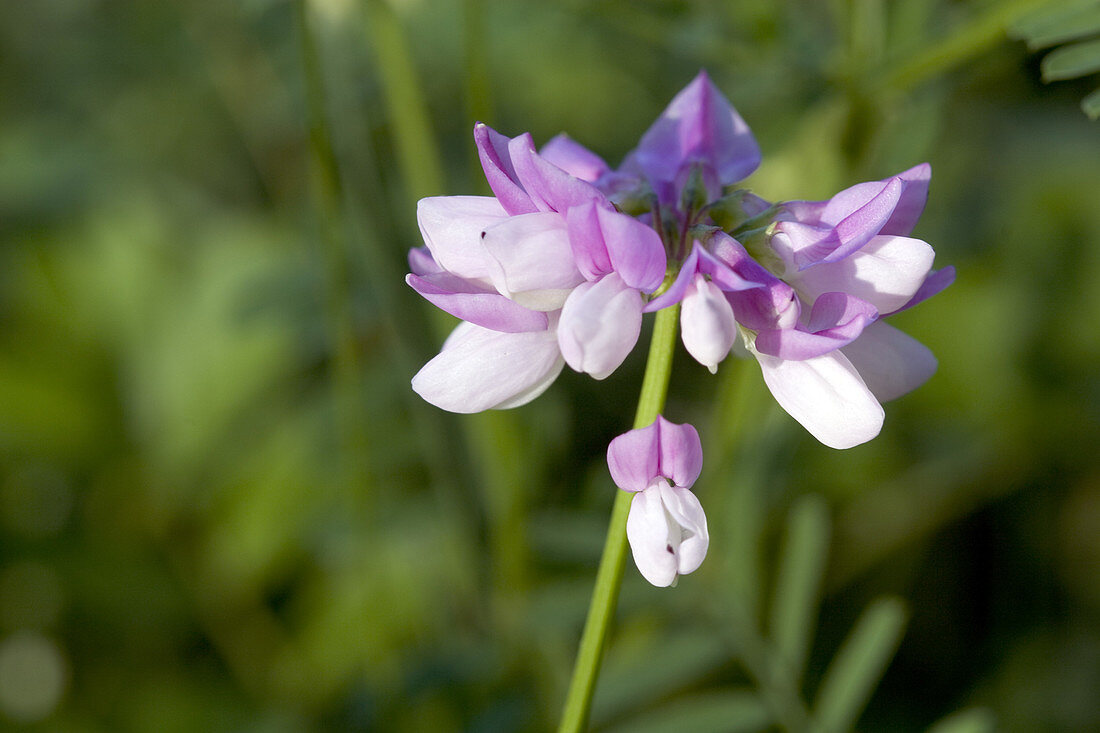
[768,494,830,684]
[813,597,908,733]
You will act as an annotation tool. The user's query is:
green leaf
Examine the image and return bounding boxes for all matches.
[926,708,997,733]
[768,494,830,684]
[1011,1,1100,49]
[1041,38,1100,81]
[601,690,770,733]
[812,597,908,733]
[1082,87,1100,118]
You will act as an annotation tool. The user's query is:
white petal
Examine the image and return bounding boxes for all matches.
[752,347,884,449]
[412,322,564,413]
[557,274,642,380]
[656,483,709,576]
[480,212,584,310]
[680,274,737,374]
[792,235,934,314]
[626,487,679,587]
[840,321,937,402]
[417,196,507,280]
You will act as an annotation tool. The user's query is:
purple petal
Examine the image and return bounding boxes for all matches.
[598,205,666,292]
[474,123,537,216]
[418,196,508,280]
[406,273,550,333]
[753,292,877,360]
[408,246,441,276]
[540,134,610,183]
[655,416,703,489]
[607,420,660,492]
[793,234,935,314]
[643,245,700,313]
[792,178,905,269]
[412,321,564,413]
[565,201,613,281]
[696,237,766,292]
[782,163,931,237]
[480,212,584,310]
[840,321,938,401]
[631,70,761,188]
[508,133,605,213]
[643,236,763,314]
[881,163,931,236]
[558,273,643,380]
[752,348,884,449]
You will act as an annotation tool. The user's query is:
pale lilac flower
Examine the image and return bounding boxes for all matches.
[408,123,669,410]
[407,71,952,453]
[607,416,708,587]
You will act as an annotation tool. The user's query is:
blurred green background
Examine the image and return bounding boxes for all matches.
[2,0,1099,730]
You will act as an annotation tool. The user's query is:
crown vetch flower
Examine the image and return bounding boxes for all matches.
[406,70,951,452]
[607,416,708,587]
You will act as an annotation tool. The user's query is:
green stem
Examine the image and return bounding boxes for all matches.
[557,303,681,733]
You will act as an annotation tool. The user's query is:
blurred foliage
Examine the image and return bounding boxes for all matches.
[1010,0,1100,117]
[1,0,1098,731]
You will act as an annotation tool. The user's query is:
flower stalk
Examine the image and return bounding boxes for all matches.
[557,302,681,733]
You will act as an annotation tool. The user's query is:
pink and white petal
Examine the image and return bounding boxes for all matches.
[644,245,700,313]
[417,196,508,280]
[655,417,703,489]
[598,205,666,292]
[480,212,585,310]
[539,133,610,183]
[557,274,642,380]
[565,201,613,282]
[407,246,441,276]
[406,273,549,333]
[411,322,563,413]
[840,321,938,402]
[657,483,709,576]
[881,163,931,237]
[508,134,605,213]
[607,420,661,493]
[697,238,767,293]
[681,274,737,373]
[752,348,884,449]
[793,235,935,314]
[804,178,904,267]
[626,486,680,587]
[474,123,537,216]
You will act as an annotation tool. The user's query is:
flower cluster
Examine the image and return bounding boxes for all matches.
[407,71,952,585]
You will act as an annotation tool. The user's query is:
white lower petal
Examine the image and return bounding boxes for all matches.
[480,212,584,310]
[752,347,884,449]
[417,196,507,280]
[412,322,564,413]
[626,487,679,587]
[840,321,937,402]
[793,235,934,314]
[681,274,737,374]
[657,483,709,576]
[558,274,642,380]
[627,481,709,587]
